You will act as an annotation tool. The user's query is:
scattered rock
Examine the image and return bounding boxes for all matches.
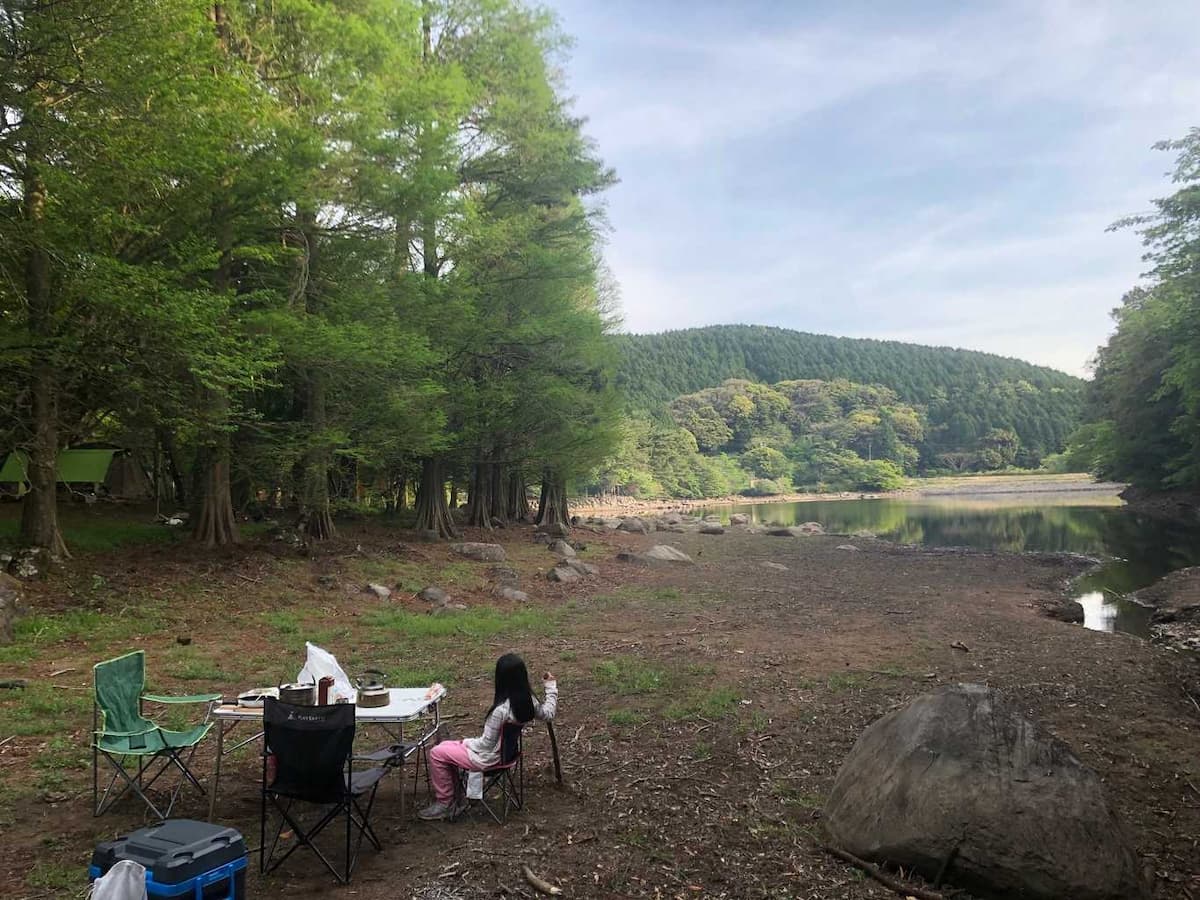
[418,586,449,604]
[450,542,507,562]
[547,539,577,558]
[494,586,530,602]
[768,524,823,537]
[699,524,725,535]
[547,566,581,583]
[618,545,694,566]
[836,544,859,551]
[852,530,876,539]
[824,684,1146,900]
[1045,600,1085,624]
[950,640,970,652]
[430,602,469,616]
[0,573,24,644]
[365,583,392,600]
[489,517,506,529]
[488,566,520,587]
[563,558,598,576]
[316,574,338,590]
[618,517,650,534]
[175,635,191,646]
[535,522,570,538]
[6,547,53,579]
[761,561,788,571]
[730,514,749,526]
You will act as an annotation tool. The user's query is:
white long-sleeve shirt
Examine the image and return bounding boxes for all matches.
[463,680,557,769]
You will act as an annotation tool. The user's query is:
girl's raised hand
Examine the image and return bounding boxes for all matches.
[543,671,555,682]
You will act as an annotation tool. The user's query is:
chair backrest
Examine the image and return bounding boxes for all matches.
[499,722,523,766]
[264,698,355,804]
[94,650,149,735]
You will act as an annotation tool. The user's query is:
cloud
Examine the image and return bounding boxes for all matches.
[549,0,1200,375]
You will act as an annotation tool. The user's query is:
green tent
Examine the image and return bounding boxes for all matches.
[0,449,121,485]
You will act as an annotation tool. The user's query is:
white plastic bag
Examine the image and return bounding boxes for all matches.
[296,641,354,702]
[89,860,147,900]
[467,771,484,800]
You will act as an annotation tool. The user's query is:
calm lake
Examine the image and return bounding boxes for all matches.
[700,494,1200,637]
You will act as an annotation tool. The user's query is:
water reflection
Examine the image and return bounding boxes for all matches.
[701,496,1200,637]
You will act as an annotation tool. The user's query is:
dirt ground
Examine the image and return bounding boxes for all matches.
[1,517,1198,899]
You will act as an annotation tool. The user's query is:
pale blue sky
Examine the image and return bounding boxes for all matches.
[547,0,1199,375]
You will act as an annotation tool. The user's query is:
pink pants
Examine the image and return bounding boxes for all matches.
[428,739,484,804]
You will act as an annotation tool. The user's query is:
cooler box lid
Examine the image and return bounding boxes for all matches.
[91,820,246,885]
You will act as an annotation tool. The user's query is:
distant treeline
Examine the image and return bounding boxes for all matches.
[587,326,1084,499]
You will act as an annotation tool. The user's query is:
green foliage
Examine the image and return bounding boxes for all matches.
[615,325,1083,467]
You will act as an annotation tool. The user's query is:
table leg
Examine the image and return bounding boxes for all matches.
[208,721,224,822]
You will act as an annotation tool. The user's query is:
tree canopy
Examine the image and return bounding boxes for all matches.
[0,0,618,562]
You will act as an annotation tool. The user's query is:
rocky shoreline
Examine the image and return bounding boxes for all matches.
[1134,567,1200,653]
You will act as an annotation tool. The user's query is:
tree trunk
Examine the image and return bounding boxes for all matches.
[465,460,494,529]
[193,163,240,546]
[193,438,238,548]
[15,161,68,563]
[535,469,569,528]
[414,456,457,538]
[156,426,186,505]
[297,206,335,541]
[395,473,407,510]
[505,470,531,522]
[487,462,506,525]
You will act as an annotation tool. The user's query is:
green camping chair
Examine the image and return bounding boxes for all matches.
[92,650,220,820]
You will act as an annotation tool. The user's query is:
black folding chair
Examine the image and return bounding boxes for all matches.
[451,723,525,824]
[260,699,392,884]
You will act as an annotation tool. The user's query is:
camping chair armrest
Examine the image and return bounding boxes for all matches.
[142,692,222,704]
[95,725,159,738]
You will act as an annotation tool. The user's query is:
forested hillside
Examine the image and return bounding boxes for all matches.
[585,329,1084,500]
[615,326,1082,461]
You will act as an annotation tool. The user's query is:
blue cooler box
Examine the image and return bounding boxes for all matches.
[89,819,247,899]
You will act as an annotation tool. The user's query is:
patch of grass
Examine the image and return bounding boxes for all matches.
[27,860,79,892]
[559,650,578,662]
[665,686,739,721]
[826,672,867,692]
[33,736,89,773]
[260,610,301,636]
[606,708,647,726]
[363,606,553,640]
[0,684,91,737]
[381,664,455,687]
[0,518,181,554]
[593,657,665,695]
[692,740,713,761]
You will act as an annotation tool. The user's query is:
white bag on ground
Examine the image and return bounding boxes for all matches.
[89,860,147,900]
[296,641,354,702]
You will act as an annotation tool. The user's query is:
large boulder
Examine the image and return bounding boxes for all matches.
[0,573,24,644]
[618,517,650,535]
[449,542,507,562]
[534,522,570,538]
[730,513,749,526]
[699,524,725,535]
[618,545,693,566]
[547,539,577,559]
[823,684,1145,900]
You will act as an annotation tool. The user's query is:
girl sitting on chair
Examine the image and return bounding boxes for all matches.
[419,652,557,820]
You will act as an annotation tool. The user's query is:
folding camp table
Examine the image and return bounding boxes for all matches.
[207,687,444,821]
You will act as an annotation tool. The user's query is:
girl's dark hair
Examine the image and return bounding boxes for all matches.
[490,653,536,723]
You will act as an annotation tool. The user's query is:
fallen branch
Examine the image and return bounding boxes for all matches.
[521,864,561,896]
[820,843,945,900]
[0,679,27,690]
[47,667,75,678]
[0,735,14,748]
